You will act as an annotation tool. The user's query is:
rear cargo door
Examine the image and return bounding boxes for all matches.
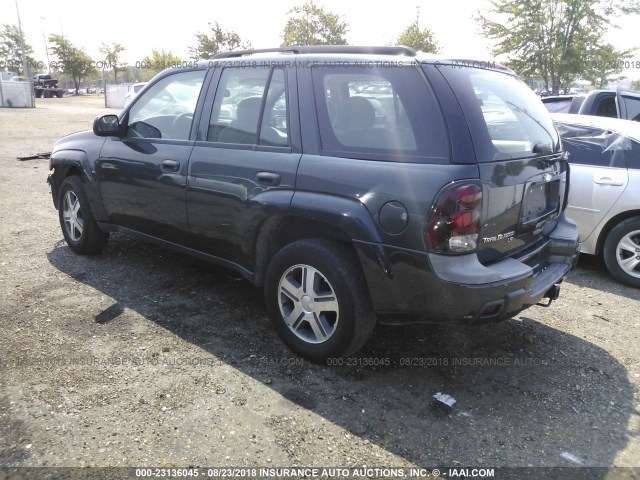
[432,64,566,263]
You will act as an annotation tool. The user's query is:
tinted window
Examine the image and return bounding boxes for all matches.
[127,70,205,140]
[556,122,628,168]
[312,66,449,163]
[436,66,560,162]
[625,139,640,169]
[207,67,289,147]
[622,95,640,122]
[596,97,618,118]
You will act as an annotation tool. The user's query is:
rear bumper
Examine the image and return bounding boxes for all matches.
[354,213,580,323]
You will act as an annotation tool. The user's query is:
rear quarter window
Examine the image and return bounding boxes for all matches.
[311,65,449,163]
[435,66,560,162]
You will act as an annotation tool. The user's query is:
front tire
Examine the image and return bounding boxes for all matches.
[264,239,376,363]
[603,217,640,288]
[58,175,108,254]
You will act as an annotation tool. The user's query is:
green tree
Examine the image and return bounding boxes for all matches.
[584,44,635,89]
[140,49,182,81]
[478,0,640,95]
[631,79,640,90]
[99,42,127,84]
[189,22,251,59]
[0,24,35,76]
[395,20,439,53]
[48,34,95,94]
[281,1,348,46]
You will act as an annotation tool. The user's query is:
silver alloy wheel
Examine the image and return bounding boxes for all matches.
[62,190,83,242]
[616,229,640,279]
[278,264,340,344]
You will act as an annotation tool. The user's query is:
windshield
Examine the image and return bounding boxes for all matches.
[433,65,560,162]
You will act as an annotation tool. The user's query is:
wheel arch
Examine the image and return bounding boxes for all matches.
[596,210,640,255]
[253,214,359,287]
[252,192,382,287]
[49,150,108,221]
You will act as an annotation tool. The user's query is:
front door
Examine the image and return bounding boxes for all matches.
[97,69,207,243]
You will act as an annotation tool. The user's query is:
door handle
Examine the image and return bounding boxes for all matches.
[594,177,623,186]
[256,171,281,186]
[161,159,181,172]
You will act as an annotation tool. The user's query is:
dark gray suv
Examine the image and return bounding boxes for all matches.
[47,46,580,362]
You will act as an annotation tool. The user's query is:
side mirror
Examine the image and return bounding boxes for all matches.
[93,114,121,136]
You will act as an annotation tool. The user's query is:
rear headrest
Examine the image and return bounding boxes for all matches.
[236,96,262,127]
[334,96,375,132]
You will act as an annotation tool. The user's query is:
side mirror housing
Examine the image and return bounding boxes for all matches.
[93,114,121,137]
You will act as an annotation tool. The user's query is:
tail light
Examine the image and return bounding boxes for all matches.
[426,180,483,254]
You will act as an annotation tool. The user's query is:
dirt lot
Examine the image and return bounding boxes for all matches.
[0,96,639,479]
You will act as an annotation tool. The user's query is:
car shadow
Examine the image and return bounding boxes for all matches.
[46,235,635,471]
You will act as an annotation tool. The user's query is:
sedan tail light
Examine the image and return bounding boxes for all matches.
[426,181,483,254]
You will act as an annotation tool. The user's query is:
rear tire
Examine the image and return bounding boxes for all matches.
[58,175,108,254]
[603,217,640,288]
[264,239,376,363]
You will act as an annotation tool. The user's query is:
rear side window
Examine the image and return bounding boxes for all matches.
[311,66,449,163]
[556,122,629,168]
[542,99,572,113]
[436,66,560,162]
[207,67,289,147]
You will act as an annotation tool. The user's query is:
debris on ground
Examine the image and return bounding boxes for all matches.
[433,392,457,411]
[17,152,51,161]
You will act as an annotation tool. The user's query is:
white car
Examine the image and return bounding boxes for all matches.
[123,82,147,108]
[552,113,640,287]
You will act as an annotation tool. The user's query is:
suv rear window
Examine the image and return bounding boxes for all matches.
[312,66,449,163]
[435,66,560,162]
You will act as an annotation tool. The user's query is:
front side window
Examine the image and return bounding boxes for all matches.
[207,67,289,147]
[312,66,449,162]
[127,70,206,140]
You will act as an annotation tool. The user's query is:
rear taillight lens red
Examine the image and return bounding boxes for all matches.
[426,181,483,254]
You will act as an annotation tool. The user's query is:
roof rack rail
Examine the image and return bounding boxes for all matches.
[211,45,417,60]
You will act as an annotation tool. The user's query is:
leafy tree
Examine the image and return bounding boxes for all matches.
[478,0,640,95]
[0,24,35,75]
[99,42,127,84]
[139,49,182,81]
[632,79,640,90]
[189,22,251,59]
[583,44,635,89]
[281,1,348,46]
[48,34,96,94]
[395,20,439,53]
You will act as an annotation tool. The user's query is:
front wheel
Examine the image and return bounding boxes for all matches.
[58,175,108,254]
[264,239,376,363]
[603,217,640,288]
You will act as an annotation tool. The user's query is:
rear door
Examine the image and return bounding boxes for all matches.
[186,65,301,270]
[557,122,629,242]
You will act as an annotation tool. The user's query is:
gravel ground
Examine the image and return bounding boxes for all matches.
[0,97,639,479]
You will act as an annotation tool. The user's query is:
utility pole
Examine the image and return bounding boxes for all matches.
[15,0,29,77]
[40,17,51,74]
[416,5,421,28]
[15,0,34,107]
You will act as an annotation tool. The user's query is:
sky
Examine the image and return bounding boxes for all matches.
[6,0,640,81]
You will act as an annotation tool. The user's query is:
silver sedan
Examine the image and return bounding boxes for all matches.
[552,113,640,288]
